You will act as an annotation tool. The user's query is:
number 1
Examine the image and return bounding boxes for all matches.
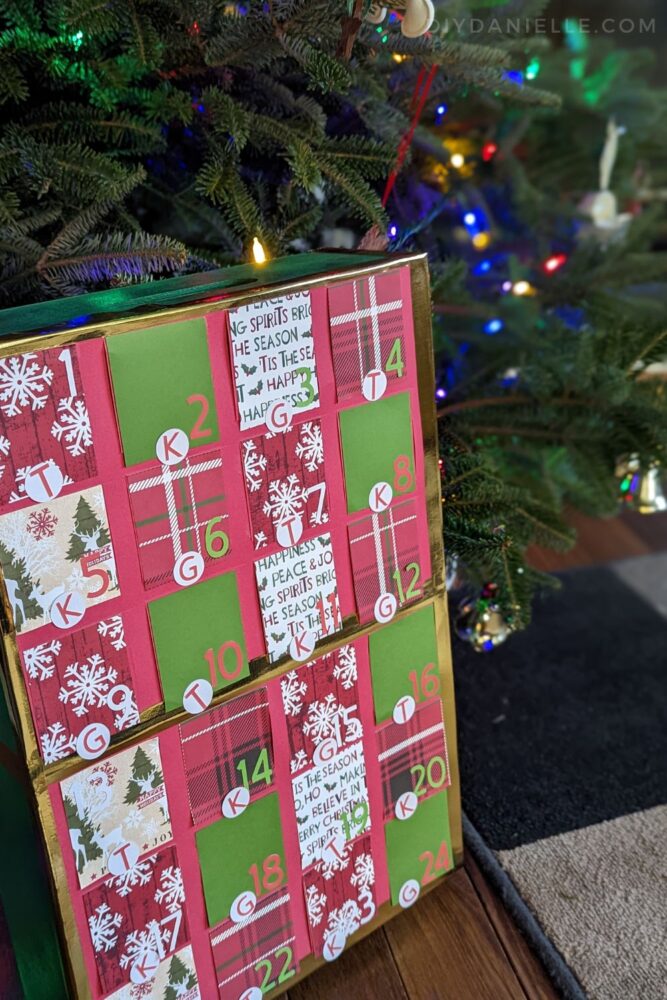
[58,349,78,396]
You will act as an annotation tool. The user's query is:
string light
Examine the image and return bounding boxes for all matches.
[252,237,267,264]
[484,319,504,335]
[435,103,448,124]
[450,153,465,168]
[388,223,398,239]
[543,253,568,273]
[463,212,477,227]
[512,280,535,296]
[392,53,406,63]
[472,232,491,249]
[474,260,492,275]
[526,57,541,80]
[504,70,524,86]
[482,142,498,162]
[501,280,513,292]
[436,387,447,399]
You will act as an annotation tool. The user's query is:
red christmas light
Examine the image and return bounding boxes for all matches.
[482,142,498,162]
[543,253,568,274]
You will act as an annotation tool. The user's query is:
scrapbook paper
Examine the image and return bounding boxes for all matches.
[209,886,297,998]
[196,792,286,928]
[339,392,415,513]
[242,419,328,551]
[302,835,376,959]
[0,344,97,508]
[280,646,369,870]
[347,498,425,625]
[83,844,189,995]
[148,572,248,711]
[107,946,200,1000]
[20,614,138,765]
[368,604,439,723]
[384,790,453,907]
[106,319,219,468]
[377,700,450,821]
[228,292,319,430]
[0,485,119,634]
[255,533,340,663]
[60,737,172,889]
[127,447,231,590]
[179,687,274,828]
[327,272,408,402]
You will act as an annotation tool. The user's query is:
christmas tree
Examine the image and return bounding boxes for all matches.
[0,539,41,627]
[164,953,197,1000]
[124,745,164,804]
[66,495,110,562]
[2,3,666,636]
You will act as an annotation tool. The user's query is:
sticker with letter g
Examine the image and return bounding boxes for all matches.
[76,722,111,761]
[398,878,420,909]
[374,592,397,624]
[313,737,339,767]
[266,400,292,434]
[230,890,257,924]
[173,550,205,587]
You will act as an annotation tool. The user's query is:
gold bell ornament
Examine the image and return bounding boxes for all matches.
[617,454,667,514]
[454,583,513,653]
[365,0,435,37]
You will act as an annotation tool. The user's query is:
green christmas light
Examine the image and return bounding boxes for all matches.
[525,57,540,81]
[70,30,84,49]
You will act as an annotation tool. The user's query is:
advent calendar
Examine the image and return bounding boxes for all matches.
[0,252,461,999]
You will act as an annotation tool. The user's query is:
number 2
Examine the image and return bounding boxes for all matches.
[254,945,295,994]
[411,755,448,796]
[187,393,213,439]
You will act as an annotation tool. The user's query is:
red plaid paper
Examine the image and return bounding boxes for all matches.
[242,419,329,551]
[303,835,376,958]
[179,688,274,828]
[0,345,97,508]
[83,844,189,996]
[127,447,230,590]
[327,273,408,401]
[377,699,450,821]
[20,615,138,765]
[280,645,362,776]
[209,886,297,997]
[347,498,423,624]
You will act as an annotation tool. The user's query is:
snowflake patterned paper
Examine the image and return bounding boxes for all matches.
[303,836,376,959]
[127,447,231,590]
[83,844,189,995]
[228,292,319,430]
[377,700,450,821]
[242,419,328,551]
[255,533,340,663]
[0,484,119,634]
[0,344,96,508]
[327,272,408,401]
[179,687,274,828]
[106,946,200,1000]
[347,498,424,625]
[21,614,138,765]
[60,736,172,889]
[209,886,297,998]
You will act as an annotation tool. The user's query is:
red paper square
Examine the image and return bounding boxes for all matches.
[0,345,97,508]
[280,644,363,776]
[241,419,329,551]
[327,273,408,401]
[179,687,274,828]
[377,699,451,821]
[209,886,297,998]
[126,447,231,590]
[20,615,138,764]
[347,498,423,624]
[303,835,376,958]
[83,844,189,995]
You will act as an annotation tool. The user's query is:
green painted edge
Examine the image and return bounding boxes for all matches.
[0,252,387,339]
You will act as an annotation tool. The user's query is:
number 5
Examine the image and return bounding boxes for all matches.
[81,554,110,598]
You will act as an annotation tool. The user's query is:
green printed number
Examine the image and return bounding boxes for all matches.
[386,337,405,378]
[294,367,316,408]
[236,748,273,789]
[340,800,369,840]
[254,946,296,994]
[205,516,229,559]
[392,561,421,603]
[411,755,448,797]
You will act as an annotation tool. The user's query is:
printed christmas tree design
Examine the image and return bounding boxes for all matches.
[0,538,40,628]
[63,793,103,876]
[124,745,164,805]
[67,495,111,562]
[164,953,197,1000]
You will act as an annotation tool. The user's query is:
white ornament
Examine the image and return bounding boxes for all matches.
[401,0,435,38]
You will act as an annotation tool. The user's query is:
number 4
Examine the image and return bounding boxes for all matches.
[386,338,405,378]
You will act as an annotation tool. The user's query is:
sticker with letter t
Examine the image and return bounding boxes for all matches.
[328,269,409,402]
[127,446,231,591]
[148,572,249,712]
[106,318,219,468]
[0,343,97,508]
[228,291,319,430]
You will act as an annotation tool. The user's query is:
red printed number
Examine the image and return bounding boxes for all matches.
[393,454,414,494]
[408,662,440,702]
[248,854,285,897]
[187,394,213,440]
[204,642,244,685]
[419,841,451,885]
[81,554,110,598]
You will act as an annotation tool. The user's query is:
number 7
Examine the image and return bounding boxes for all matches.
[305,482,326,523]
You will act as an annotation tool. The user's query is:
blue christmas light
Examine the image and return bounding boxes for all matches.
[463,212,477,227]
[473,260,492,275]
[388,223,398,239]
[435,103,447,124]
[436,387,447,399]
[504,70,524,86]
[484,318,504,335]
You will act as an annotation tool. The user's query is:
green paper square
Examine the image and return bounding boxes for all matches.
[369,604,438,723]
[107,318,219,467]
[385,790,452,905]
[339,393,416,513]
[148,572,248,711]
[196,792,286,927]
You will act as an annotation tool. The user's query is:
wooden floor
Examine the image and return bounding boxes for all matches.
[286,508,667,1000]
